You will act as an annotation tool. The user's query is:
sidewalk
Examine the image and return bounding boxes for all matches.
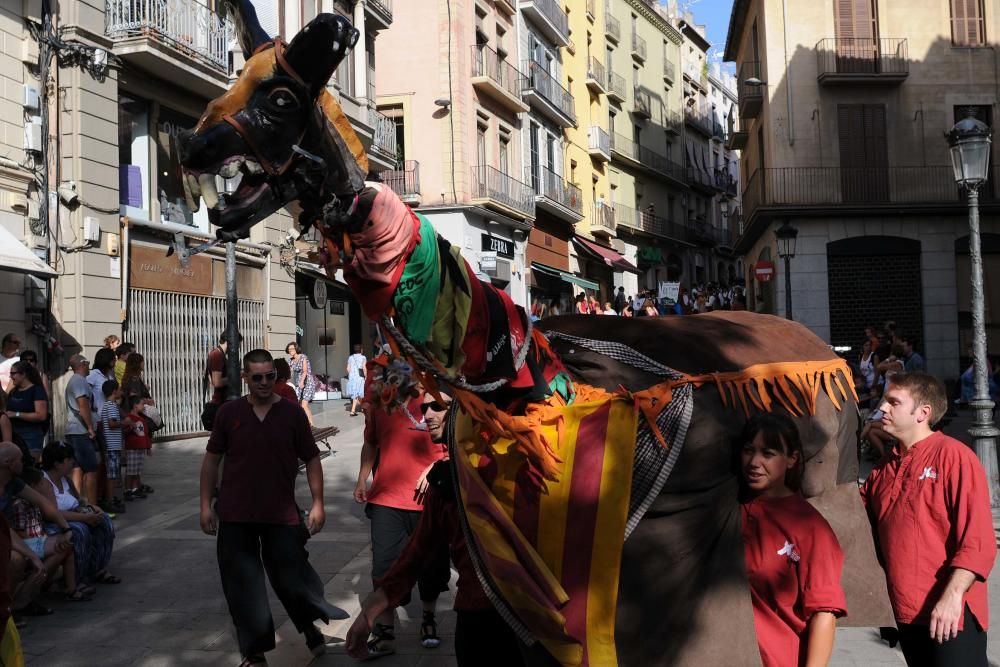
[17,399,1000,666]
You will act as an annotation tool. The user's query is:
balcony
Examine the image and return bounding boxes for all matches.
[738,60,763,119]
[588,126,611,162]
[522,60,576,127]
[633,87,652,119]
[495,0,516,14]
[587,0,596,20]
[471,45,529,114]
[663,58,675,84]
[519,0,570,48]
[528,166,584,222]
[718,169,738,197]
[471,165,535,220]
[605,14,621,44]
[613,203,690,244]
[607,70,627,103]
[683,60,707,90]
[586,57,607,95]
[105,0,233,95]
[631,32,647,62]
[365,0,393,31]
[592,202,616,236]
[687,164,718,195]
[684,105,714,137]
[712,120,726,142]
[816,38,909,85]
[662,109,683,135]
[380,160,421,206]
[611,132,687,184]
[726,113,747,150]
[368,107,397,171]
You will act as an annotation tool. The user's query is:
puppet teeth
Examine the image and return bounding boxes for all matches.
[218,158,243,179]
[199,173,220,210]
[244,159,264,175]
[183,173,200,212]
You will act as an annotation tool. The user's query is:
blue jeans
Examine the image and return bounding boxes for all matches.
[65,433,99,473]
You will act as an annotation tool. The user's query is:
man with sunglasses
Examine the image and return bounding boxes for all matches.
[353,384,448,658]
[199,349,348,666]
[0,333,21,393]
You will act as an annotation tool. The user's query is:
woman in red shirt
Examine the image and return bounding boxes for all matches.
[740,413,847,667]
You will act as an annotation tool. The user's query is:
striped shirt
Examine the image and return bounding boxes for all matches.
[100,401,123,451]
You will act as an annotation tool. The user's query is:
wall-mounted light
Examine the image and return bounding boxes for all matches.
[434,98,451,109]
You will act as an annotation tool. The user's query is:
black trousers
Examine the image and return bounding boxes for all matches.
[454,609,560,667]
[217,521,341,656]
[898,605,988,667]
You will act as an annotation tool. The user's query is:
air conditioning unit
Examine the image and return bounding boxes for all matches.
[24,117,42,153]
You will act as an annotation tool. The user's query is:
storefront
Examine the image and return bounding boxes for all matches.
[525,217,577,314]
[0,223,57,367]
[573,236,641,304]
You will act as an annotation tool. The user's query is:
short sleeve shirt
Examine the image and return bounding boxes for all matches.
[7,385,47,437]
[64,373,93,435]
[206,347,227,404]
[742,493,847,667]
[100,401,123,451]
[207,397,320,525]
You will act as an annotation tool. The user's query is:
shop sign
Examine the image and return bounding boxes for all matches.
[130,245,212,295]
[309,278,328,309]
[754,260,775,282]
[480,251,497,270]
[482,234,513,259]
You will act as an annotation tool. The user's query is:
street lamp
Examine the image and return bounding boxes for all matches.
[947,109,1000,506]
[774,220,797,320]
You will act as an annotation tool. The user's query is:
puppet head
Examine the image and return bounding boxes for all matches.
[178,1,368,241]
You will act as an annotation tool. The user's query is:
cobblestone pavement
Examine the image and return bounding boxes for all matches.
[19,402,1000,666]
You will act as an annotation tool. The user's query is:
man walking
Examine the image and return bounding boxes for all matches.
[201,333,229,430]
[901,336,926,372]
[199,349,347,666]
[353,386,449,658]
[861,372,996,666]
[65,354,99,504]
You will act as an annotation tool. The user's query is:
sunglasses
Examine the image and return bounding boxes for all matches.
[249,370,277,383]
[420,400,448,415]
[9,371,22,377]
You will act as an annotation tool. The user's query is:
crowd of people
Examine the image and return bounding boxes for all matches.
[531,281,748,320]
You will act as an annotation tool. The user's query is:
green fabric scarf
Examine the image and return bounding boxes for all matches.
[392,214,441,344]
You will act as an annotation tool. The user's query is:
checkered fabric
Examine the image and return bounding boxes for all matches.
[543,331,695,539]
[12,499,44,538]
[125,449,145,477]
[105,449,122,480]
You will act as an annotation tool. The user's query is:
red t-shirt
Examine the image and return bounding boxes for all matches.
[742,493,847,667]
[274,380,298,404]
[861,431,996,629]
[207,397,320,525]
[124,414,153,450]
[365,396,446,511]
[379,485,490,611]
[206,347,227,404]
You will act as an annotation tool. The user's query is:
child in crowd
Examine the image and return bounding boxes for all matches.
[99,380,125,513]
[122,398,153,501]
[12,467,89,600]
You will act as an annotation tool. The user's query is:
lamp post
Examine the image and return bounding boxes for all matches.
[947,110,1000,506]
[775,220,798,320]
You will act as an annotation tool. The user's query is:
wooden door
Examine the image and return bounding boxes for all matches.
[838,105,888,203]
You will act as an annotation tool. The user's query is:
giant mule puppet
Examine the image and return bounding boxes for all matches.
[179,5,892,665]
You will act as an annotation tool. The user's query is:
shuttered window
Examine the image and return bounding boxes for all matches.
[834,0,877,40]
[951,0,986,46]
[838,104,888,202]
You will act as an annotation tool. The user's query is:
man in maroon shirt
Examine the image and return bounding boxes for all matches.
[861,372,996,667]
[199,349,347,667]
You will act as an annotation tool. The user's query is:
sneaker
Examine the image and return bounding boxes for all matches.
[123,490,135,501]
[304,625,326,656]
[364,623,395,661]
[129,488,147,499]
[420,611,441,649]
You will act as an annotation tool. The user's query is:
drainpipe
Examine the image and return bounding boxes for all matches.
[782,0,794,146]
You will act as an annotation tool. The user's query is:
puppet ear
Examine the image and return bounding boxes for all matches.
[283,13,359,97]
[219,0,272,59]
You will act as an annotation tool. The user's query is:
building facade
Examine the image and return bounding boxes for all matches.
[726,0,1000,378]
[0,0,392,436]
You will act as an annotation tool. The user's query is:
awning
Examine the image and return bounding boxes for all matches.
[0,226,56,278]
[531,262,599,291]
[573,237,641,274]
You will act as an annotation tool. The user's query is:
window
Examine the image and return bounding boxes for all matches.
[334,47,355,96]
[301,0,319,27]
[951,0,986,46]
[529,122,540,190]
[381,104,405,165]
[497,26,507,59]
[156,106,210,230]
[477,122,488,168]
[546,134,557,175]
[609,109,616,135]
[499,131,510,176]
[119,95,150,222]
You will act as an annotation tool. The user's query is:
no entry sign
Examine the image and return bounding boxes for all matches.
[754,260,775,282]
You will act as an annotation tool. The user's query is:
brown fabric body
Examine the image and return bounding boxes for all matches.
[539,311,893,666]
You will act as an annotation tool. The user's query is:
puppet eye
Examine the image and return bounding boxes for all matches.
[268,88,299,110]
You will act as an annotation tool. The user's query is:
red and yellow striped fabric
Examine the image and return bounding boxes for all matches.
[453,392,639,666]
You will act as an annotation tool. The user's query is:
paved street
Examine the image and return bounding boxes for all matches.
[14,402,1000,666]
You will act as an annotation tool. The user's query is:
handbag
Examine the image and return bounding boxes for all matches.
[142,404,164,432]
[200,401,220,431]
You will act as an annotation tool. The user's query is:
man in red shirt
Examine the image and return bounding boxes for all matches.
[353,386,449,658]
[199,349,347,667]
[861,372,996,666]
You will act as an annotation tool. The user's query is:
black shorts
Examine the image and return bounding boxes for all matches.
[365,502,450,604]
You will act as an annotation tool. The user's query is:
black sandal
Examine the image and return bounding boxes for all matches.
[238,655,267,667]
[18,601,53,616]
[65,586,93,602]
[94,571,122,584]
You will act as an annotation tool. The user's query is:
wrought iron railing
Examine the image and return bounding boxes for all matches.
[528,166,582,215]
[588,126,610,156]
[614,202,689,242]
[472,44,524,100]
[684,105,715,136]
[816,38,908,78]
[105,0,233,71]
[610,131,686,182]
[369,107,397,158]
[523,60,576,122]
[663,58,675,82]
[471,165,535,218]
[588,56,606,86]
[593,202,615,231]
[662,109,683,134]
[634,87,652,116]
[524,0,569,41]
[738,60,763,108]
[380,160,420,199]
[605,13,621,43]
[608,70,627,99]
[631,32,647,60]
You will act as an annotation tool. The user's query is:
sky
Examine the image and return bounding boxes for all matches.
[660,0,736,62]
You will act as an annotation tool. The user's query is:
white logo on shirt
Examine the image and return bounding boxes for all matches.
[777,541,801,562]
[919,466,938,481]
